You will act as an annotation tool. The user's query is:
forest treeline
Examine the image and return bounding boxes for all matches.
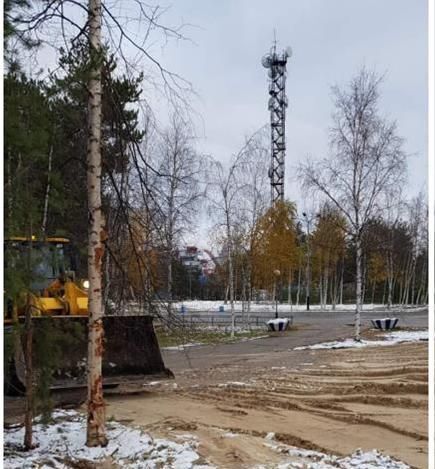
[4,52,428,310]
[4,4,427,313]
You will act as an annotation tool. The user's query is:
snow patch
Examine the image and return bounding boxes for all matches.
[162,342,204,351]
[170,300,425,314]
[4,410,212,469]
[294,330,428,350]
[262,438,410,468]
[217,381,250,388]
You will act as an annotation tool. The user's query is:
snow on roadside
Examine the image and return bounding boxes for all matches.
[261,437,410,468]
[162,342,205,351]
[293,330,428,351]
[170,300,424,313]
[4,410,212,469]
[217,381,251,388]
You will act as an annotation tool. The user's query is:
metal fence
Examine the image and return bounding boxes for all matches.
[154,310,294,330]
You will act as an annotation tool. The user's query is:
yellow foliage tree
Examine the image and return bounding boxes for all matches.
[251,200,298,295]
[367,252,387,304]
[311,207,347,308]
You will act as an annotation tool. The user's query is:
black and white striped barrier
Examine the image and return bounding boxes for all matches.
[267,317,293,332]
[371,318,399,331]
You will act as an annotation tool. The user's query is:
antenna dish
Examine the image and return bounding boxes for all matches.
[261,54,272,68]
[285,46,293,58]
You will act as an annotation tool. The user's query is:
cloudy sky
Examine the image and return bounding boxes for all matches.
[30,0,428,245]
[148,0,427,206]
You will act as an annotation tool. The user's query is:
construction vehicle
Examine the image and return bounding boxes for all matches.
[4,236,170,395]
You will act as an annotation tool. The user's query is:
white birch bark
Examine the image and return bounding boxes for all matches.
[41,146,53,236]
[86,0,107,447]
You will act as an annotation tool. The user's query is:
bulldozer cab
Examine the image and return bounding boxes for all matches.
[5,237,77,290]
[4,237,82,320]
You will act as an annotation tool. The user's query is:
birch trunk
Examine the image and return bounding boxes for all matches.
[331,268,338,310]
[226,212,235,337]
[86,0,107,447]
[287,271,292,311]
[224,284,229,304]
[387,250,394,309]
[246,262,252,319]
[339,261,344,305]
[41,146,53,236]
[323,266,329,309]
[296,265,301,306]
[355,235,362,341]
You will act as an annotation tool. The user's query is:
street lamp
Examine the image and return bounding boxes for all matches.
[273,269,281,319]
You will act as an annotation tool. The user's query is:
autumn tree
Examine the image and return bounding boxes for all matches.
[311,206,346,309]
[252,200,298,301]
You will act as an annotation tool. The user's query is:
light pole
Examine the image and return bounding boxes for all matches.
[273,269,281,318]
[302,213,311,311]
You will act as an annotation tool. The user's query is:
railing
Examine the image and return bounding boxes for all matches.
[153,310,294,331]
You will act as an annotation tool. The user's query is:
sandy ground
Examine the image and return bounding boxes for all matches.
[104,339,428,468]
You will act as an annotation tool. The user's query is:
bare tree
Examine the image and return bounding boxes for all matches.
[208,133,261,336]
[156,114,204,303]
[384,192,402,309]
[299,68,407,340]
[234,127,269,320]
[403,192,426,305]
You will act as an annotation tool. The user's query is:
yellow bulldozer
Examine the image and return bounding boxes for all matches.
[4,237,88,322]
[4,236,169,395]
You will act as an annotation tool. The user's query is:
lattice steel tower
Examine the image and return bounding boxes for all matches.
[262,41,292,204]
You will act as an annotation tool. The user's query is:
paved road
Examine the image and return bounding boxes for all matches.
[161,307,428,372]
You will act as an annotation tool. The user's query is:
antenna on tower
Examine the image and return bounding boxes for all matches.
[261,37,292,204]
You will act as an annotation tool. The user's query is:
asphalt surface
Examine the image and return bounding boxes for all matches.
[161,306,428,372]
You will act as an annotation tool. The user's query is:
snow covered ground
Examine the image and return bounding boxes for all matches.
[294,329,428,350]
[162,342,205,351]
[170,300,425,313]
[4,410,212,469]
[260,433,410,468]
[4,410,412,468]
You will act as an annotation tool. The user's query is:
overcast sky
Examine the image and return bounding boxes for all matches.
[140,0,427,244]
[30,0,428,246]
[148,0,427,200]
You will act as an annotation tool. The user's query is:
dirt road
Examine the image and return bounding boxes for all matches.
[106,328,428,468]
[4,307,428,467]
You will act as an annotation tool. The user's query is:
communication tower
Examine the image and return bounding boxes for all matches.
[262,41,292,204]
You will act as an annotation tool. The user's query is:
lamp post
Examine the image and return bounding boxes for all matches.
[302,212,311,311]
[273,269,281,318]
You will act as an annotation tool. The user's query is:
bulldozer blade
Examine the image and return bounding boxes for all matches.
[4,315,171,396]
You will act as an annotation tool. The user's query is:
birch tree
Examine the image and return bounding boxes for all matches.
[299,68,407,340]
[86,0,107,447]
[235,127,269,318]
[156,114,204,303]
[208,135,259,337]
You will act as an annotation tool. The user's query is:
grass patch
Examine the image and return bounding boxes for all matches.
[155,327,268,348]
